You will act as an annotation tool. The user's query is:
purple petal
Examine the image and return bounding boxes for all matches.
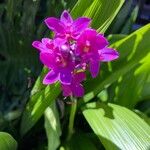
[41,38,54,49]
[99,48,119,62]
[60,70,72,85]
[60,10,73,25]
[94,34,109,50]
[54,38,66,47]
[42,38,52,45]
[72,84,84,97]
[44,17,65,33]
[43,70,59,84]
[89,60,100,78]
[73,17,91,33]
[74,72,86,83]
[61,85,72,97]
[32,41,45,52]
[40,52,55,69]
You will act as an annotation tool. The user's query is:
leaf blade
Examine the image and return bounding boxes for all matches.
[81,24,150,104]
[71,0,125,32]
[83,102,150,150]
[44,103,61,150]
[0,132,17,150]
[20,68,61,136]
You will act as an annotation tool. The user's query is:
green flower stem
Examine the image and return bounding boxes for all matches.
[67,96,77,141]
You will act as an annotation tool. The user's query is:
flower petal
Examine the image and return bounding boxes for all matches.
[43,70,59,84]
[73,17,91,33]
[40,52,55,69]
[99,48,119,62]
[89,60,100,78]
[94,34,109,50]
[32,41,45,52]
[44,17,65,33]
[54,38,66,47]
[60,10,73,25]
[60,70,72,85]
[74,72,86,83]
[42,38,52,44]
[61,85,72,97]
[72,84,84,97]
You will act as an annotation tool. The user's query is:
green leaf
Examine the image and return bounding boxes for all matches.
[83,102,150,150]
[81,24,150,104]
[121,5,139,34]
[0,132,17,150]
[135,110,150,126]
[107,34,127,45]
[141,74,150,100]
[71,0,124,33]
[44,102,61,150]
[114,53,150,108]
[20,68,61,136]
[107,0,133,34]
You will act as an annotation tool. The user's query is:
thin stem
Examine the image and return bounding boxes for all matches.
[67,96,77,141]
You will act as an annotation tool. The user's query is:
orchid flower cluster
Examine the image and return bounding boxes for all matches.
[32,10,119,97]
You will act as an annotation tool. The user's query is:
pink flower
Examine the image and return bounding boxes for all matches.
[40,50,75,85]
[44,10,91,40]
[76,29,119,78]
[32,10,119,97]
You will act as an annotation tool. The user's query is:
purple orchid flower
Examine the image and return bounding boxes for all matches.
[32,10,119,98]
[76,29,119,78]
[44,10,91,40]
[32,38,75,85]
[40,47,75,85]
[61,72,86,97]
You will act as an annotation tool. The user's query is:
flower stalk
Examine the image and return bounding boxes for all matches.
[67,96,77,141]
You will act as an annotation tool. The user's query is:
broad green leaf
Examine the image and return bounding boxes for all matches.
[81,24,150,104]
[83,102,150,150]
[0,132,17,150]
[20,68,60,136]
[44,102,61,150]
[71,0,124,33]
[114,53,150,108]
[135,110,150,126]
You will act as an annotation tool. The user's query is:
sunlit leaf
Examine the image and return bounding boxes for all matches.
[44,102,61,150]
[114,53,150,108]
[83,102,150,150]
[20,68,60,136]
[81,24,150,104]
[0,132,17,150]
[71,0,124,33]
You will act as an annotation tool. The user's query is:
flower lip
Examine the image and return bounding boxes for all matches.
[83,40,91,52]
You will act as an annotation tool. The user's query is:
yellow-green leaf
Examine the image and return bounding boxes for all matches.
[83,102,150,150]
[0,132,17,150]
